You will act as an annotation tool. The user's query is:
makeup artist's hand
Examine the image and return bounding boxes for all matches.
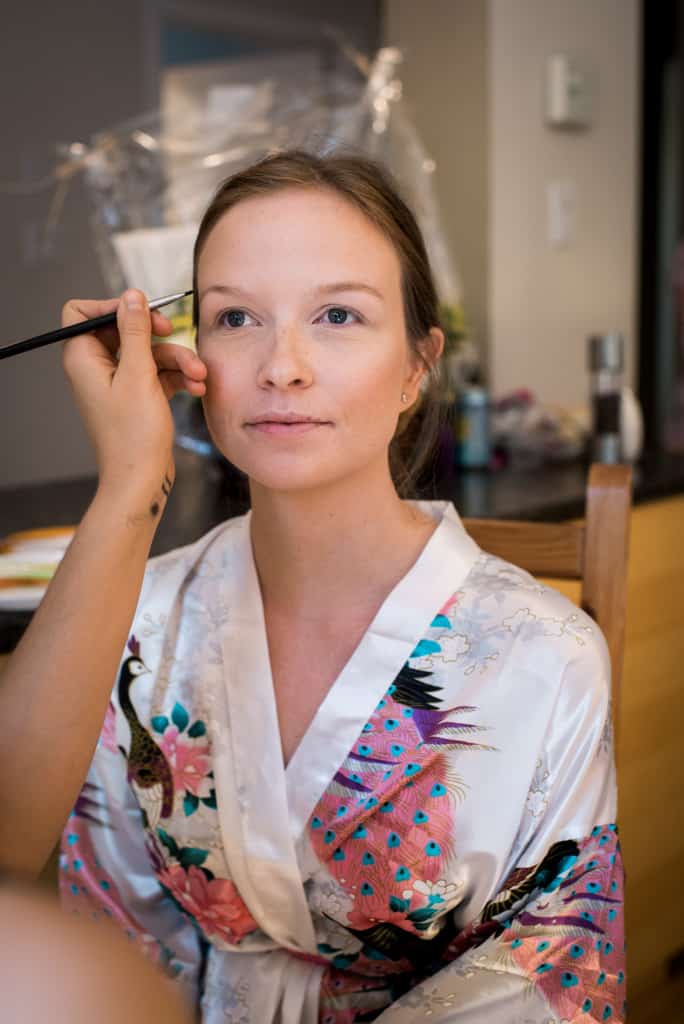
[62,290,206,498]
[0,291,208,878]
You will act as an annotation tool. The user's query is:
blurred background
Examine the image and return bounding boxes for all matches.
[0,0,661,485]
[0,2,682,1021]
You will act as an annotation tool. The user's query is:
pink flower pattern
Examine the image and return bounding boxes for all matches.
[159,725,213,798]
[65,629,625,1021]
[158,863,258,944]
[99,700,119,754]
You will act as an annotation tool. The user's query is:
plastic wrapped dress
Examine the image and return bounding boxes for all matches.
[60,502,625,1022]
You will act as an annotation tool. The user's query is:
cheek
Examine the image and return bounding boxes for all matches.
[201,344,242,403]
[338,349,405,418]
[330,360,404,460]
[198,348,246,447]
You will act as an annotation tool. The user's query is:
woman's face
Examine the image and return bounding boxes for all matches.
[196,186,431,494]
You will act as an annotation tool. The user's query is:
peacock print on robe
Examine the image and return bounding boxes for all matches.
[308,625,496,958]
[59,503,626,1023]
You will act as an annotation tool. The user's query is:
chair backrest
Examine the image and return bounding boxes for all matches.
[463,463,633,744]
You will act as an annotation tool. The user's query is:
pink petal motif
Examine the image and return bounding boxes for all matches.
[159,728,213,798]
[173,742,213,798]
[99,701,119,754]
[437,593,459,619]
[158,864,257,944]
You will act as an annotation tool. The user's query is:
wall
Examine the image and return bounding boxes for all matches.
[383,0,489,361]
[0,1,145,489]
[489,0,641,405]
[0,0,380,488]
[386,0,641,408]
[0,1,641,485]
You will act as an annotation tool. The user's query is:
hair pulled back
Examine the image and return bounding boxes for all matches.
[193,149,444,495]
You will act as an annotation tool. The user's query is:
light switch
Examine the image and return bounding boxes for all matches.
[546,54,592,128]
[547,181,577,246]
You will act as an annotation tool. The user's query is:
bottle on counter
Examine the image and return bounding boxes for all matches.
[588,333,623,464]
[455,372,492,470]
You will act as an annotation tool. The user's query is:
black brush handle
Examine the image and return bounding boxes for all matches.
[0,289,192,362]
[0,311,122,361]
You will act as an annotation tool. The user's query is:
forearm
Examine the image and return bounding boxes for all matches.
[0,481,168,876]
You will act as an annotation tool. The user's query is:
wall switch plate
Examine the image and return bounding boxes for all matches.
[547,180,578,246]
[546,54,593,128]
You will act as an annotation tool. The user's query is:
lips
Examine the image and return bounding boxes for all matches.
[244,412,332,437]
[246,412,329,425]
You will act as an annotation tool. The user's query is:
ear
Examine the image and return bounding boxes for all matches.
[403,327,445,401]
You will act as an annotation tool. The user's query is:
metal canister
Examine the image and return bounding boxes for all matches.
[456,384,491,469]
[588,333,623,464]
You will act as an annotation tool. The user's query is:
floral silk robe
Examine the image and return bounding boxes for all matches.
[61,503,625,1022]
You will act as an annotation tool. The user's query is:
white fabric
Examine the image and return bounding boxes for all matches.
[62,502,619,1023]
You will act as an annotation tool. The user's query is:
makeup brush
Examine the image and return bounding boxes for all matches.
[0,289,193,362]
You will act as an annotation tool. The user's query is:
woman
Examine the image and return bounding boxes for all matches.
[55,152,622,1022]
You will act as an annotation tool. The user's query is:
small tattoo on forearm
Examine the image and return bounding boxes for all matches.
[149,474,173,517]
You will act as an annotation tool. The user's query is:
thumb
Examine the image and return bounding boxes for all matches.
[116,289,154,373]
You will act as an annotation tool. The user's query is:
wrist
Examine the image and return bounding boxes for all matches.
[92,471,173,532]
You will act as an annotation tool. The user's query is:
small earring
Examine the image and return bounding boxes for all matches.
[400,392,409,404]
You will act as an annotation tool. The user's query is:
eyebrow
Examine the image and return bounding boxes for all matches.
[198,281,384,305]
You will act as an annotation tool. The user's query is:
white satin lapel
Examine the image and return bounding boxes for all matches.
[286,502,481,841]
[211,513,317,954]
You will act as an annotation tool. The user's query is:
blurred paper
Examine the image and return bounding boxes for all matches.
[71,44,468,452]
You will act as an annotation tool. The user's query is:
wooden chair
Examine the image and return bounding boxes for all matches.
[463,463,633,746]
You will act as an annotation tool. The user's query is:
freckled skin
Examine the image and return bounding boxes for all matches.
[195,187,427,496]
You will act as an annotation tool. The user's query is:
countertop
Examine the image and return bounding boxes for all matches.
[1,446,683,651]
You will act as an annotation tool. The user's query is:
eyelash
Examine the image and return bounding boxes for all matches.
[214,306,363,330]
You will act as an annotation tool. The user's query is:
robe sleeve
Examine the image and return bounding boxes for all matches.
[377,630,626,1023]
[59,704,204,1004]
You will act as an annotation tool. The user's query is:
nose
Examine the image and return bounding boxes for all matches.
[256,322,313,391]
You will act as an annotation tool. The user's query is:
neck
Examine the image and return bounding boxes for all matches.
[117,667,136,718]
[249,461,437,618]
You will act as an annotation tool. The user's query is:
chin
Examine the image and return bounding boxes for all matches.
[244,459,351,495]
[230,448,379,496]
[206,421,392,495]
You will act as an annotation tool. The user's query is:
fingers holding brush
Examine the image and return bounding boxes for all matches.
[152,342,207,400]
[61,296,122,373]
[61,294,175,372]
[115,293,207,398]
[62,292,203,396]
[62,290,179,494]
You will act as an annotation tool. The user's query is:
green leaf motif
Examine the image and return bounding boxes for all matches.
[202,790,217,810]
[151,715,169,734]
[183,793,200,816]
[178,846,209,869]
[408,906,438,924]
[389,896,410,913]
[157,828,179,859]
[187,720,206,738]
[171,702,190,732]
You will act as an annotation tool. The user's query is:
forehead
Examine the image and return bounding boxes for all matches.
[197,186,403,287]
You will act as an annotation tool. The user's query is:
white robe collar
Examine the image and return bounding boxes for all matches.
[211,501,480,953]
